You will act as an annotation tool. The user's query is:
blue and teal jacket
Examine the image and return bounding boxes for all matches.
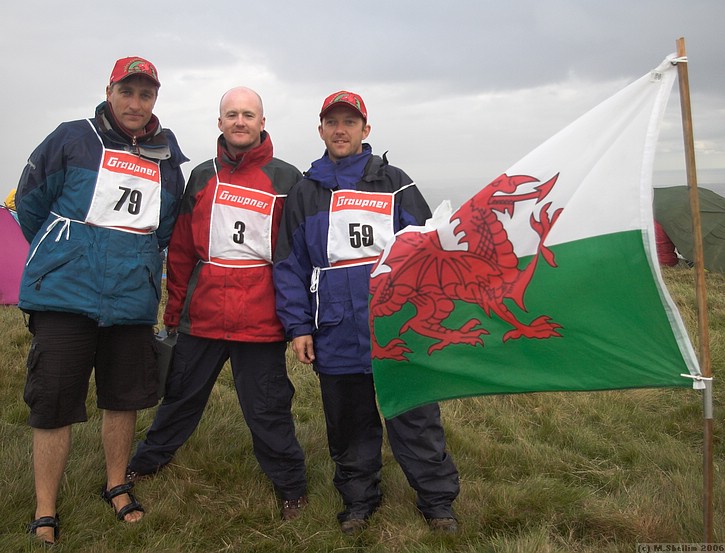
[16,102,188,326]
[273,144,431,374]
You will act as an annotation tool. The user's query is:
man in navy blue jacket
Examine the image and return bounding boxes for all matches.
[274,91,459,535]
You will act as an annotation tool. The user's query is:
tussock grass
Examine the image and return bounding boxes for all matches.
[0,265,723,552]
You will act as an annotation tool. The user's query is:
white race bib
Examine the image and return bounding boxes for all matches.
[208,176,278,267]
[327,189,395,267]
[85,122,161,233]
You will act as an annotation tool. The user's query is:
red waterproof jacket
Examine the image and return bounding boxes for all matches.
[164,132,302,341]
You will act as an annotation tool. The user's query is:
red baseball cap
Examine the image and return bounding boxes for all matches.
[319,91,367,121]
[109,56,160,87]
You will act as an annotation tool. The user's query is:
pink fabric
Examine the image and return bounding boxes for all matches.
[0,207,30,304]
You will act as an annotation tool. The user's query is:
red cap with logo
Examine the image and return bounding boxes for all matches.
[109,56,160,87]
[319,91,367,121]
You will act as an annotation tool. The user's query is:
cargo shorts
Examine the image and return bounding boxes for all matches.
[24,311,159,429]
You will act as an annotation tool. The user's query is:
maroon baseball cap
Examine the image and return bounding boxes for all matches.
[319,91,367,121]
[109,56,160,87]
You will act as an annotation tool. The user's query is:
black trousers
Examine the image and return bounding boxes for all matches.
[318,372,459,521]
[130,334,307,499]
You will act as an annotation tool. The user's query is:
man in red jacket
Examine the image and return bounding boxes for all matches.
[127,87,308,520]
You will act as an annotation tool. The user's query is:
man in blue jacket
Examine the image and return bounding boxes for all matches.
[273,91,459,535]
[16,56,187,545]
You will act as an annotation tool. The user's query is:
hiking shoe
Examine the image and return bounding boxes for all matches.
[428,517,458,533]
[281,496,308,521]
[125,465,163,483]
[340,517,368,535]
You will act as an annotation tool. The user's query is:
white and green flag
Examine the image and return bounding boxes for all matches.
[370,54,702,418]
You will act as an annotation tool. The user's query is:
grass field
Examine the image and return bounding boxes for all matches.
[0,265,723,552]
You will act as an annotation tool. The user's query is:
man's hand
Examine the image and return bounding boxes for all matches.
[291,335,315,364]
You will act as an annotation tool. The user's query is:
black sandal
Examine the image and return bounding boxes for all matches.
[100,482,145,521]
[28,514,60,545]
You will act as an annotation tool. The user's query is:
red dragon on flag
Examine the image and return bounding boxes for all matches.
[370,173,564,361]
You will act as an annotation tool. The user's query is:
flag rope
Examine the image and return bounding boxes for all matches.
[679,374,713,382]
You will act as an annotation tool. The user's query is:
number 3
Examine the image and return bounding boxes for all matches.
[233,221,246,244]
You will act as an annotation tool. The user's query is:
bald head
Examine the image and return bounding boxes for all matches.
[219,86,264,117]
[218,86,266,155]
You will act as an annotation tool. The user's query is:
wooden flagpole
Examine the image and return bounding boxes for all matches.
[675,36,713,543]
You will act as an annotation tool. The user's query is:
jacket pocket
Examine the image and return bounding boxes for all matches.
[23,242,87,291]
[315,298,347,328]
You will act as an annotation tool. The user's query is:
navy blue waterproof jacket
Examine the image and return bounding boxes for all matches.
[16,102,188,326]
[273,145,431,374]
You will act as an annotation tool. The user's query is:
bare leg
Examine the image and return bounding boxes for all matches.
[102,410,143,522]
[33,426,71,544]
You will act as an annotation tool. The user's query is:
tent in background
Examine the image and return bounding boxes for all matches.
[0,206,29,305]
[653,186,725,273]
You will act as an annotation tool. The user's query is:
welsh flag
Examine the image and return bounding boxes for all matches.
[370,54,702,419]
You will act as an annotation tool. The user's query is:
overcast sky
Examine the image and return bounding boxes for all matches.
[2,0,723,209]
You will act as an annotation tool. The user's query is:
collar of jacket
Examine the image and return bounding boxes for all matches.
[306,143,380,190]
[94,102,171,160]
[217,130,273,172]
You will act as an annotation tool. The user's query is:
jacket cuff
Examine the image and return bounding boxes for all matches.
[290,324,314,338]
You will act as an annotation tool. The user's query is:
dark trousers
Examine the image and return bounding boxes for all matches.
[130,334,306,499]
[318,372,459,521]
